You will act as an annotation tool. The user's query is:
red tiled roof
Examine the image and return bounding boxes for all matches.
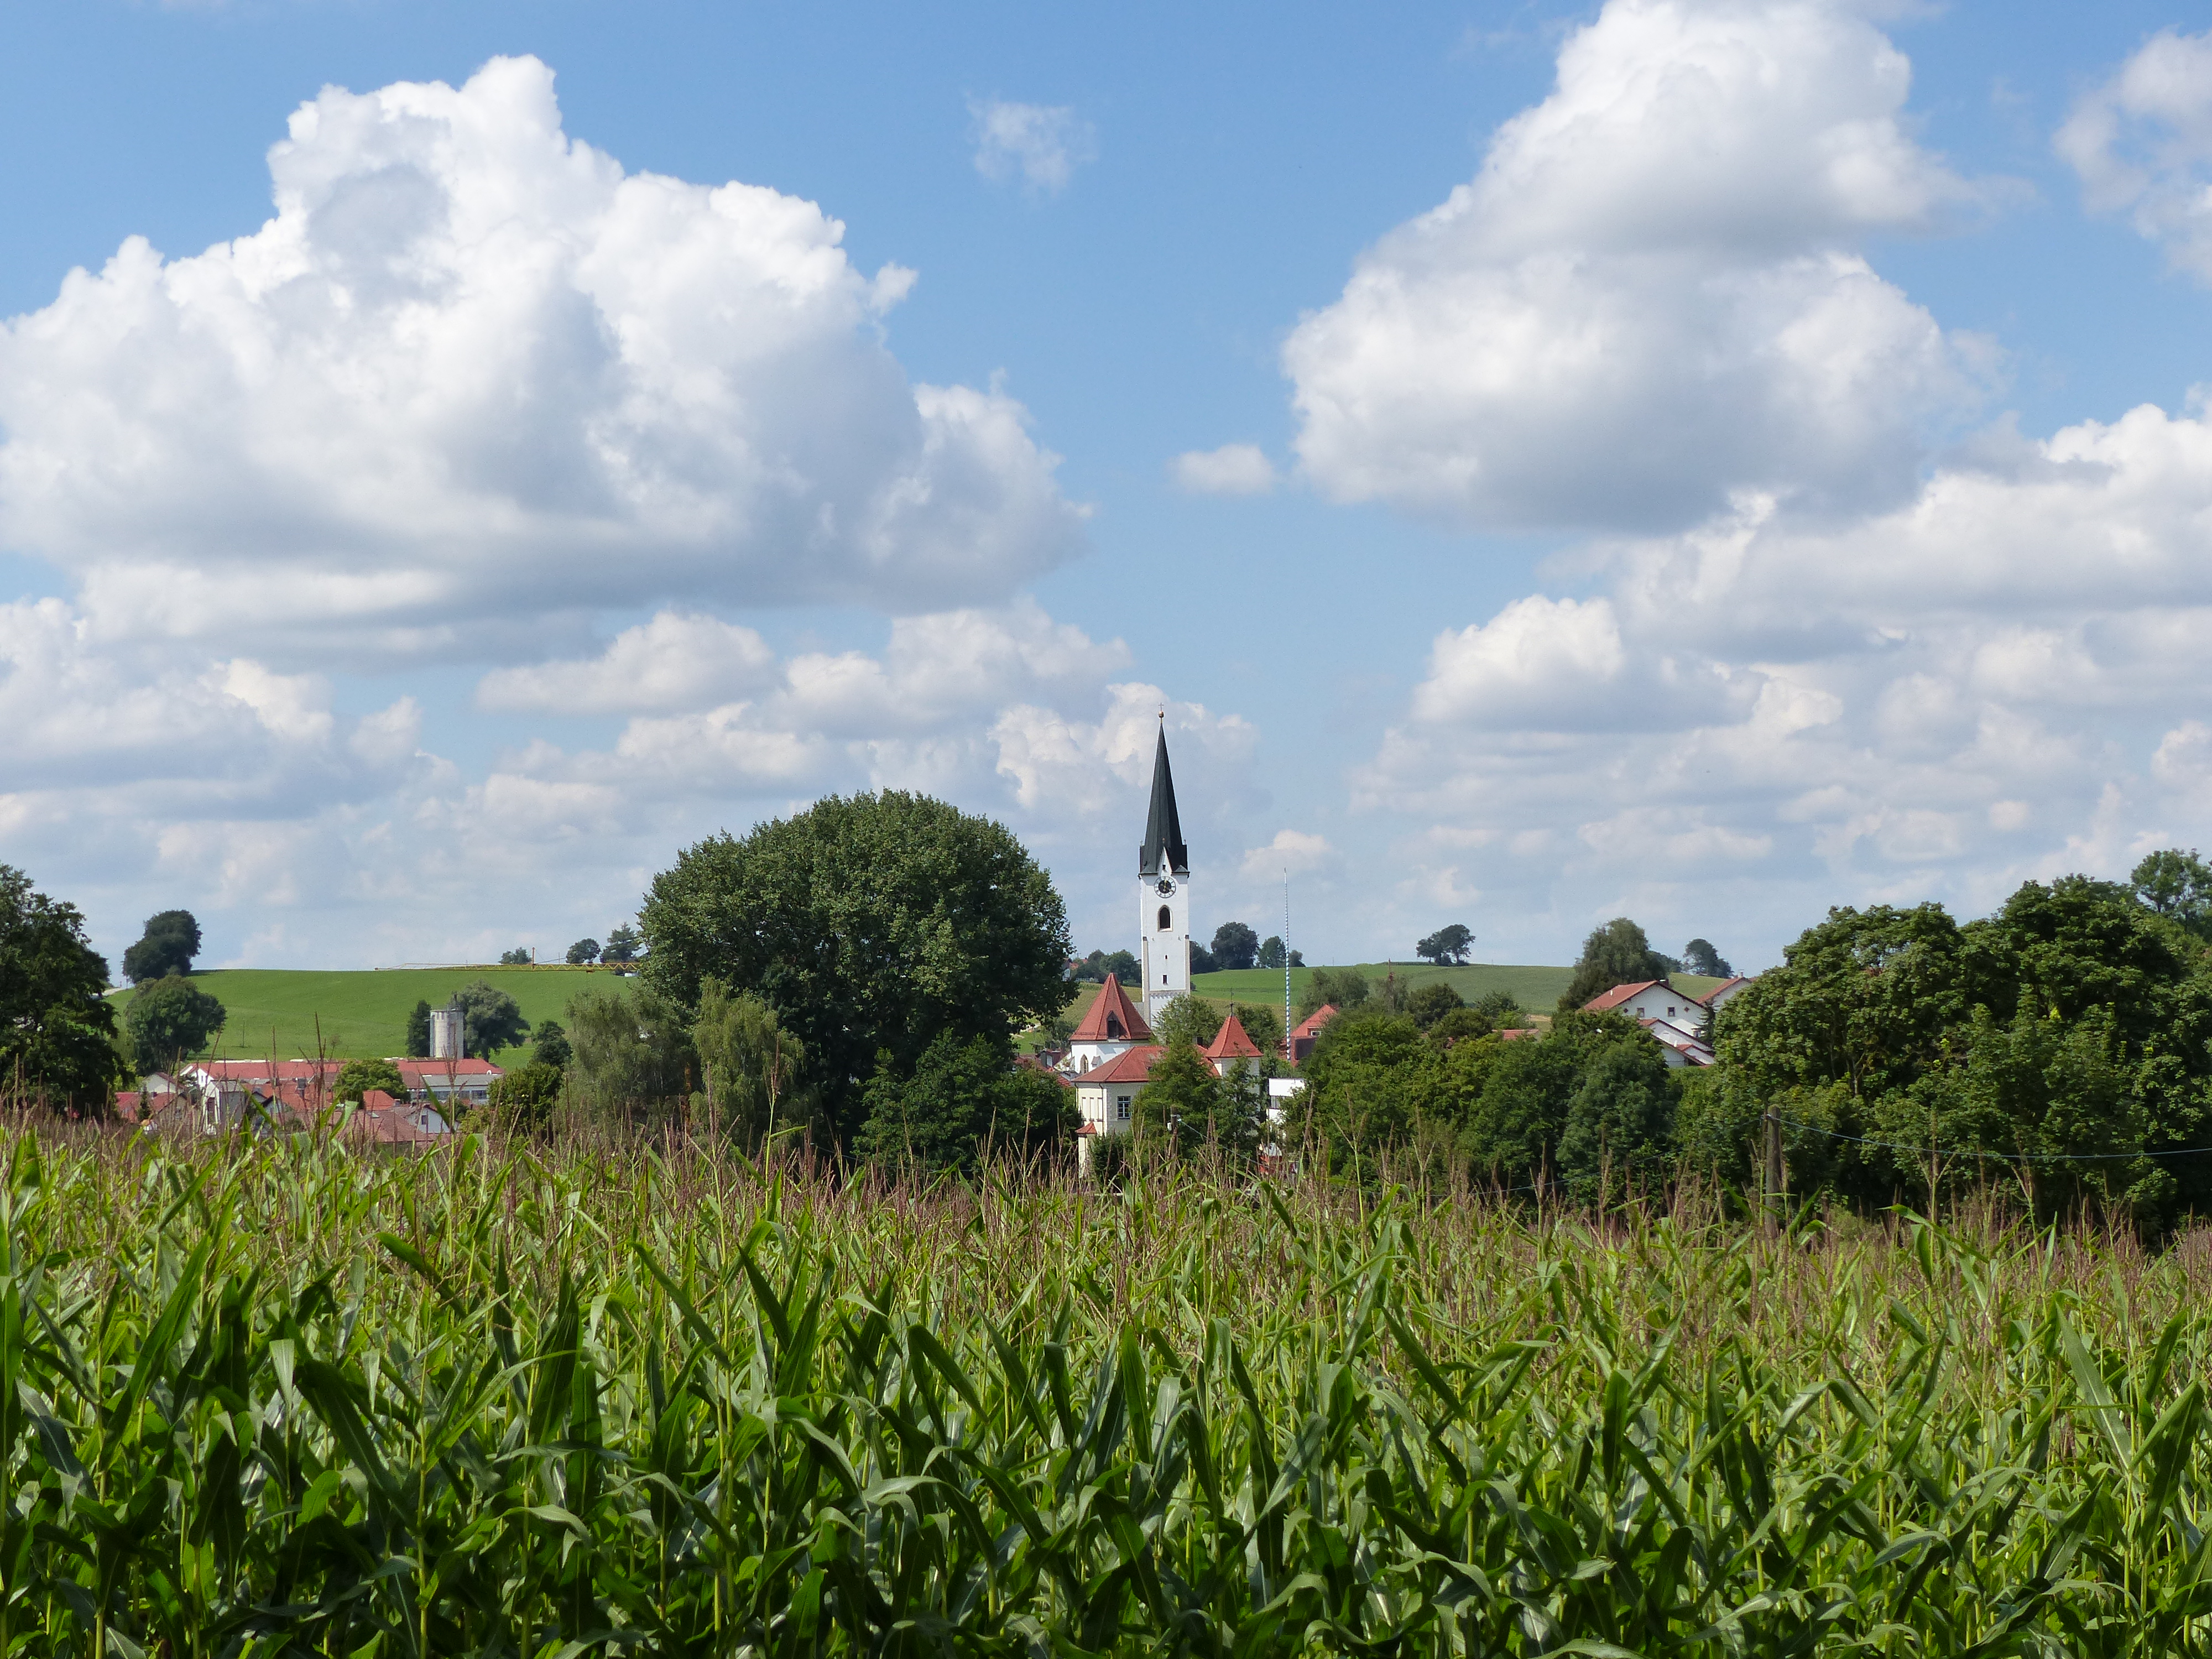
[1292,1004,1339,1039]
[1583,980,1666,1013]
[1071,974,1152,1044]
[1202,1011,1261,1061]
[1699,975,1752,1003]
[1500,1027,1540,1041]
[1076,1045,1162,1086]
[346,1097,450,1147]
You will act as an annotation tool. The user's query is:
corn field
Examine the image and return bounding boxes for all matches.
[8,1128,2212,1654]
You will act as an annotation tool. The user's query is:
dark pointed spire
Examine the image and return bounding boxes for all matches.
[1139,717,1188,877]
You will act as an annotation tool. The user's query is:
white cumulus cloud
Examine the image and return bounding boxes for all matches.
[2058,28,2212,281]
[1363,399,2212,954]
[1284,0,2001,531]
[969,98,1096,195]
[0,56,1086,661]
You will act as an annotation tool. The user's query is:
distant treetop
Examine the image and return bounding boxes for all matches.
[122,910,201,985]
[1416,924,1474,965]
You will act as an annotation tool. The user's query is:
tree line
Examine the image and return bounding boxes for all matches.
[1286,852,2212,1235]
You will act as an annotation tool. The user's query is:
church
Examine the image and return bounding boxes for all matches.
[1060,718,1270,1156]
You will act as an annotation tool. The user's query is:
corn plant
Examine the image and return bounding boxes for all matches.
[5,1126,2212,1653]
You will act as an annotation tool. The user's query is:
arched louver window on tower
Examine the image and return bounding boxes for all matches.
[1157,905,1171,931]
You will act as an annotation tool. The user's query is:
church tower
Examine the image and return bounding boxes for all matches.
[1138,718,1191,1024]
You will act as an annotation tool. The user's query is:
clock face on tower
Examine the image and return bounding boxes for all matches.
[1155,878,1176,896]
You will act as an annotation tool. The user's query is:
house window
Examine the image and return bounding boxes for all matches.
[1157,905,1171,931]
[1115,1094,1132,1120]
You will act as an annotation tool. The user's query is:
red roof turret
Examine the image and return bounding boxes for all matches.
[1071,974,1153,1044]
[1202,1011,1261,1062]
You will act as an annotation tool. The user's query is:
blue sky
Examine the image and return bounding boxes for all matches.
[6,0,2212,977]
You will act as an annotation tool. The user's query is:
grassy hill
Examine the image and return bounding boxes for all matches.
[1197,961,1597,1014]
[111,967,632,1066]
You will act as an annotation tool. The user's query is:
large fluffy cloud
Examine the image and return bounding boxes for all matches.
[1363,402,2212,957]
[1283,0,1998,530]
[0,56,1086,659]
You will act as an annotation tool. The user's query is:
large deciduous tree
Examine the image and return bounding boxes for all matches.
[0,865,127,1112]
[1135,1043,1266,1165]
[1681,938,1734,978]
[121,910,201,985]
[124,976,228,1073]
[1209,921,1260,971]
[1559,918,1675,1009]
[1416,924,1474,966]
[2131,848,2212,942]
[640,792,1071,1142]
[453,982,530,1059]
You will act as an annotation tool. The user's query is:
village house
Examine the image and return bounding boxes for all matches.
[1582,975,1755,1068]
[131,1052,499,1134]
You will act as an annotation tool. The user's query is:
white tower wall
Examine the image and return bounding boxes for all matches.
[430,1005,462,1060]
[1140,873,1190,1024]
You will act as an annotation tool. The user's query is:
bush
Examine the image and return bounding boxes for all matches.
[1296,966,1369,1022]
[531,1019,572,1071]
[854,1032,1074,1175]
[487,1062,563,1130]
[1404,982,1464,1030]
[691,980,813,1147]
[1152,993,1223,1051]
[332,1057,405,1105]
[1426,1005,1493,1047]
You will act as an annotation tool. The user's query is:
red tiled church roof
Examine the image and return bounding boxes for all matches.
[1071,974,1152,1043]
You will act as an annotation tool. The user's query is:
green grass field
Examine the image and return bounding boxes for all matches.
[109,966,631,1065]
[1198,959,1587,1011]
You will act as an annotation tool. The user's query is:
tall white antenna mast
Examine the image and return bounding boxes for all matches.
[1283,869,1292,1063]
